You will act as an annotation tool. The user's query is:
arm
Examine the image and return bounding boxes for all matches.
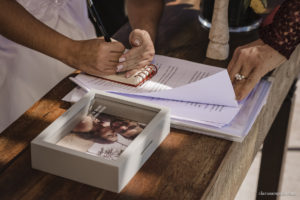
[126,0,164,43]
[0,0,125,76]
[116,0,164,76]
[0,0,73,63]
[227,0,299,100]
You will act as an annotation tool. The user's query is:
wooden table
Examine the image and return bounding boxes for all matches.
[1,1,299,200]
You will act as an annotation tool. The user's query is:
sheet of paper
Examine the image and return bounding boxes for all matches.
[75,55,238,107]
[63,88,241,128]
[171,80,271,141]
[123,94,241,127]
[62,79,270,135]
[87,134,132,160]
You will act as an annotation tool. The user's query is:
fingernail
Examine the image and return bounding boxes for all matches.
[125,73,131,78]
[116,65,124,72]
[119,57,126,62]
[123,49,129,54]
[134,39,141,46]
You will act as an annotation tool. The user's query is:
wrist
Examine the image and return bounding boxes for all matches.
[59,38,80,69]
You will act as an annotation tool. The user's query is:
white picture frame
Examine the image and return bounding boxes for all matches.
[31,90,170,192]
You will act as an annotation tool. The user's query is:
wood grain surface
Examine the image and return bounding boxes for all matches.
[0,1,299,200]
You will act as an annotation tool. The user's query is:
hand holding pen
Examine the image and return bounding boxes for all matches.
[86,0,155,78]
[67,37,125,76]
[60,1,125,77]
[68,0,154,78]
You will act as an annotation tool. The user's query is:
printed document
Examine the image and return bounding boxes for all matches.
[63,55,270,142]
[75,55,238,107]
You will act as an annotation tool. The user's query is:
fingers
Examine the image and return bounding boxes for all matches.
[102,37,125,52]
[99,40,126,72]
[117,52,153,72]
[239,63,253,80]
[231,62,257,101]
[109,45,126,54]
[73,34,153,78]
[234,69,261,100]
[116,30,154,72]
[124,60,151,77]
[129,34,142,47]
[129,29,151,47]
[74,38,126,77]
[94,39,125,64]
[228,48,242,82]
[227,44,260,100]
[227,47,240,73]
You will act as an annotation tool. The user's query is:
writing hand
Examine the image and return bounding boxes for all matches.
[67,37,125,76]
[227,39,286,100]
[116,29,155,77]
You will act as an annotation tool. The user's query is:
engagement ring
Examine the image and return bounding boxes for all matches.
[235,73,246,81]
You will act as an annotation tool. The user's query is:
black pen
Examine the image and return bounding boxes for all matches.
[87,0,111,42]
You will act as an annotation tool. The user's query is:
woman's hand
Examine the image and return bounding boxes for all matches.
[116,29,155,77]
[227,39,286,100]
[66,37,125,77]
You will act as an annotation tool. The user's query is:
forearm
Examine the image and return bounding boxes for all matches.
[0,0,76,64]
[126,0,164,43]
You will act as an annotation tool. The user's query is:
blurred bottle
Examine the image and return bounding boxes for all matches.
[199,0,284,32]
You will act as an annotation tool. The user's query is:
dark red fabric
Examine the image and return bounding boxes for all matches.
[259,0,300,59]
[261,5,281,26]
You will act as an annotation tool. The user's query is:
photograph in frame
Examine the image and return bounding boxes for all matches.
[56,104,146,160]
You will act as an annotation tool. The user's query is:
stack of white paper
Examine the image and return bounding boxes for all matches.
[63,55,271,142]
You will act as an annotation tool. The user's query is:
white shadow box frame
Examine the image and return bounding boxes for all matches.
[31,90,170,193]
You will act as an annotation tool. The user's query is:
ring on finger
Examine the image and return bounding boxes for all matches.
[235,73,246,81]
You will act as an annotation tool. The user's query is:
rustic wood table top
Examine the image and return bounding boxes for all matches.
[0,1,299,200]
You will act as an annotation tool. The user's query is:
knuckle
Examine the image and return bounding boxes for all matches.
[257,53,264,61]
[233,48,241,56]
[148,50,155,57]
[132,29,142,36]
[235,47,242,53]
[240,48,247,55]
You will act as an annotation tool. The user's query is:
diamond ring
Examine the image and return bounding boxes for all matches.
[235,73,246,81]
